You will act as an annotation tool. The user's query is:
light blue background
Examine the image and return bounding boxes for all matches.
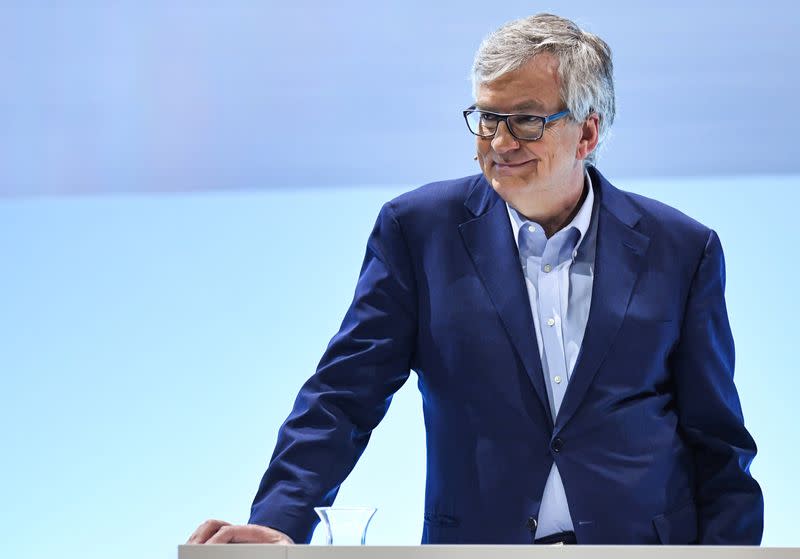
[0,2,798,559]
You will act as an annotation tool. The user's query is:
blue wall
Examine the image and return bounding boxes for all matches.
[0,0,798,196]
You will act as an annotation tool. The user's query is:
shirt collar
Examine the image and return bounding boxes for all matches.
[506,170,595,255]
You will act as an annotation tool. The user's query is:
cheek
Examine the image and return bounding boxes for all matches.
[540,140,569,167]
[476,141,491,171]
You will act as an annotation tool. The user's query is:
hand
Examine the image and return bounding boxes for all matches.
[187,519,295,544]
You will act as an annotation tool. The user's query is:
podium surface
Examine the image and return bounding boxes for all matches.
[179,545,800,559]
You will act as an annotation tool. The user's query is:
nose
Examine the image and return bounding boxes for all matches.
[490,120,520,154]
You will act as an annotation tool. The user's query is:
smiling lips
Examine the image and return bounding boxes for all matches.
[493,159,536,173]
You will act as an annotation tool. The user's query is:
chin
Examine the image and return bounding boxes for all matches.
[489,173,537,193]
[486,177,528,207]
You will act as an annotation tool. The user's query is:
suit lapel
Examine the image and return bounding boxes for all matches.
[459,178,552,424]
[554,171,651,432]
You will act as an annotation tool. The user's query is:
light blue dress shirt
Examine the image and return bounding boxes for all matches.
[506,172,598,538]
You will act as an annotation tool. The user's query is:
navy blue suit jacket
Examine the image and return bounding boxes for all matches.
[249,167,763,545]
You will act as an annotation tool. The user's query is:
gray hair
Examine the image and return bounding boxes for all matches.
[471,14,615,166]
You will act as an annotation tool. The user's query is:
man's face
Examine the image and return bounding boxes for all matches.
[474,52,589,214]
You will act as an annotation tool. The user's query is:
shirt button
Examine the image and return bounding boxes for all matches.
[543,264,552,273]
[554,375,562,384]
[547,318,555,326]
[527,225,535,233]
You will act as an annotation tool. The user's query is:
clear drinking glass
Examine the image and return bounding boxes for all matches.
[313,506,377,545]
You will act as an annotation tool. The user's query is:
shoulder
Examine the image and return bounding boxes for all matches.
[626,190,709,237]
[594,168,713,248]
[381,173,485,225]
[592,168,723,285]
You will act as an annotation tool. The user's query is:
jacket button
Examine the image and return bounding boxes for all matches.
[526,516,538,532]
[551,437,564,453]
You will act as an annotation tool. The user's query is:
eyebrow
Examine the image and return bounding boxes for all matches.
[475,100,548,113]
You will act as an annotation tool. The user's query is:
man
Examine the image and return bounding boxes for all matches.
[188,14,763,546]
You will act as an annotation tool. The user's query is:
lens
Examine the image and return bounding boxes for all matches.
[466,111,497,137]
[508,115,544,140]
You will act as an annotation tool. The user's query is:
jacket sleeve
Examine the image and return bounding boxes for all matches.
[670,229,764,544]
[248,202,418,543]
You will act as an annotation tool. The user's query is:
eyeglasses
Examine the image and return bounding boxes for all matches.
[462,107,571,141]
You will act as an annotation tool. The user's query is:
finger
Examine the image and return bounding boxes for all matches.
[187,519,231,544]
[205,525,238,544]
[187,519,223,544]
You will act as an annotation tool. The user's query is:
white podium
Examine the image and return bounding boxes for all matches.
[178,546,800,559]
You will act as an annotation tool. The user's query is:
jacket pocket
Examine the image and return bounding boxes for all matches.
[652,501,698,544]
[423,512,460,528]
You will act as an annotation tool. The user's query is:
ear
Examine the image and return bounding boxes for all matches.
[575,113,600,161]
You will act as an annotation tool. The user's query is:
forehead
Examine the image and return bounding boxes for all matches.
[475,52,562,113]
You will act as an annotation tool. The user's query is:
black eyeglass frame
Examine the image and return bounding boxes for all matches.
[462,106,571,141]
